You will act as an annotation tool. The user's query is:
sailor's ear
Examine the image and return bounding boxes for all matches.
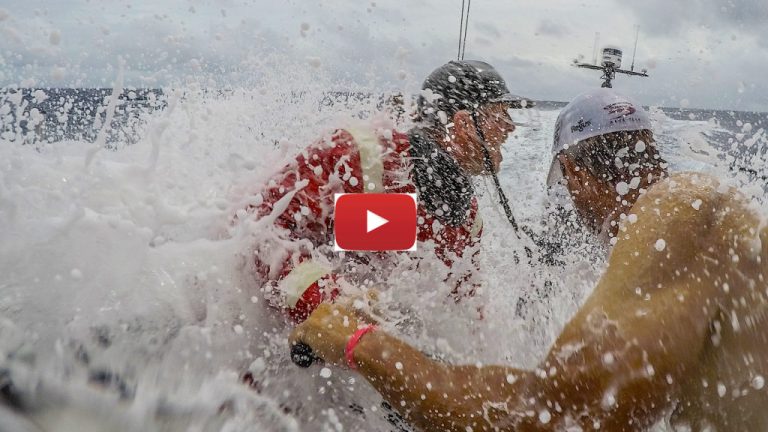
[559,154,577,179]
[560,154,593,195]
[452,110,474,131]
[561,155,591,181]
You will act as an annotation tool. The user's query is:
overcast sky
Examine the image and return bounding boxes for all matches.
[1,0,767,111]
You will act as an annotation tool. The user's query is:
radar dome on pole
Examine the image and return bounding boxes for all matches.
[572,31,649,88]
[601,47,622,68]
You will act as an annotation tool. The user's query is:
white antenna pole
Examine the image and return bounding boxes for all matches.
[630,26,640,71]
[592,32,600,65]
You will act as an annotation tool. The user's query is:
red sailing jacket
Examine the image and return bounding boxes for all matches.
[243,121,483,322]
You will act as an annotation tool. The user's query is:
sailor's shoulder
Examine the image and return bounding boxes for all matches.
[607,175,722,282]
[653,171,721,195]
[613,174,716,248]
[628,172,755,246]
[637,172,730,216]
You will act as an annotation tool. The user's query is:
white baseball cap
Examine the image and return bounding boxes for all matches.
[546,88,652,187]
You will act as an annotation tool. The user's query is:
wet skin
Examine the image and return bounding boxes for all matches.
[291,172,768,431]
[445,102,515,175]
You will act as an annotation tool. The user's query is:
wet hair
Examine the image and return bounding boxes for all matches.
[563,129,667,185]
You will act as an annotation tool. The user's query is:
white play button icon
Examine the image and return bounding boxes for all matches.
[366,210,389,233]
[334,193,418,251]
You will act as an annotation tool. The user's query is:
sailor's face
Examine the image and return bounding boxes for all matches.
[559,154,620,233]
[477,102,516,172]
[446,104,515,175]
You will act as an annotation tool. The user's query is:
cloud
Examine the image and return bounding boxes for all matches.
[614,0,768,36]
[0,0,766,111]
[535,19,569,37]
[475,21,503,39]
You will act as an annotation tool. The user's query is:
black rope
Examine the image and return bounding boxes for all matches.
[460,0,471,60]
[484,145,520,234]
[472,113,520,236]
[457,0,465,60]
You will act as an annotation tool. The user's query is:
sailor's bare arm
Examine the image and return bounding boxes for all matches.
[290,304,529,431]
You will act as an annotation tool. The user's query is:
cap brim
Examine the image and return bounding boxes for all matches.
[492,93,535,109]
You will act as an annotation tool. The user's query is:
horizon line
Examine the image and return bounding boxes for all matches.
[2,87,765,115]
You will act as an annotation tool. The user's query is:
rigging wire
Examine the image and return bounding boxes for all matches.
[457,0,466,60]
[460,0,471,60]
[457,0,471,60]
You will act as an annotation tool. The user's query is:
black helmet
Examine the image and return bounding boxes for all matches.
[416,60,533,125]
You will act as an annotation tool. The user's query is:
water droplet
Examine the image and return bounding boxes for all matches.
[538,409,551,424]
[691,199,702,210]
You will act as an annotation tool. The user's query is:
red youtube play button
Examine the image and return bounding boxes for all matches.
[334,193,418,251]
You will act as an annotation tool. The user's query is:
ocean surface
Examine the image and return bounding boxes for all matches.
[0,87,766,431]
[3,88,767,172]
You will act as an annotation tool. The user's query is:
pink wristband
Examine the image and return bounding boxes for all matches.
[345,325,377,369]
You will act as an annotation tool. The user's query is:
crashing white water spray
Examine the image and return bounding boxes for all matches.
[1,60,767,432]
[85,57,125,170]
